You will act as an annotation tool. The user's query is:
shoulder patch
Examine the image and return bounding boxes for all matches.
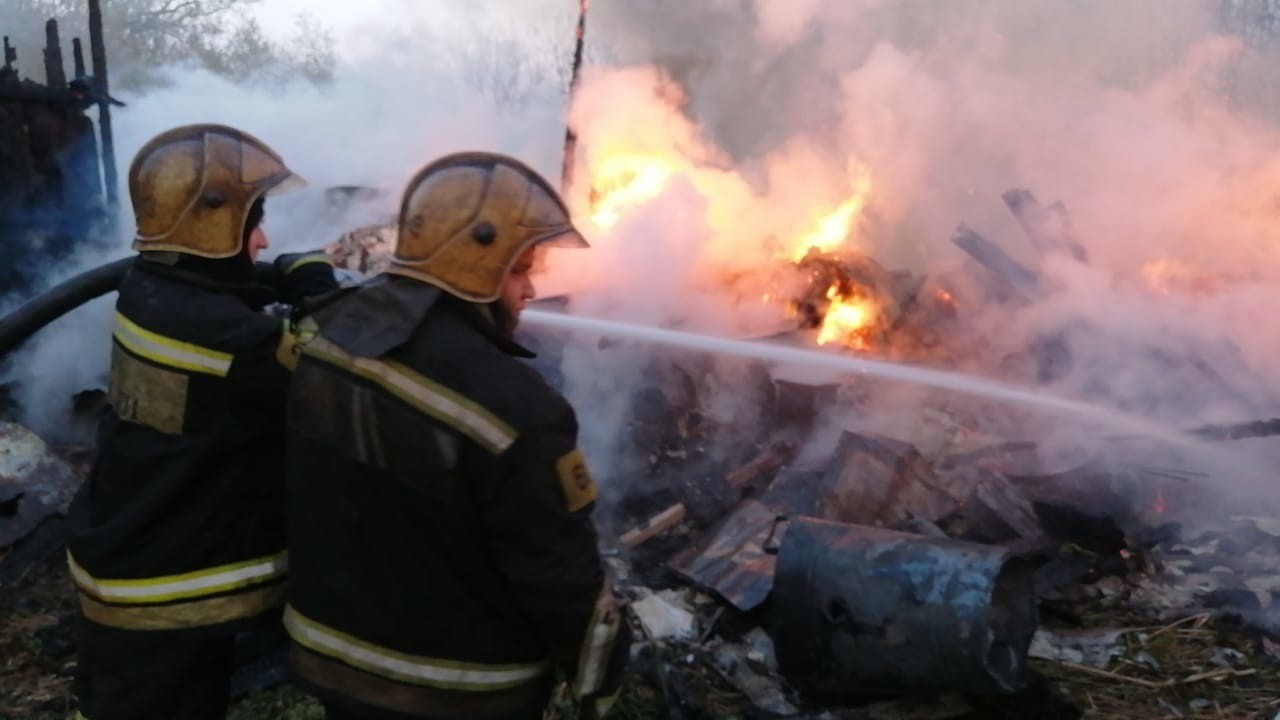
[556,448,597,512]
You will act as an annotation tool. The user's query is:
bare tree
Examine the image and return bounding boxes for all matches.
[4,0,334,90]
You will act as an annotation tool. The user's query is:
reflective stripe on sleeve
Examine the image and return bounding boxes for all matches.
[67,550,288,605]
[300,334,517,454]
[283,606,548,691]
[112,312,233,376]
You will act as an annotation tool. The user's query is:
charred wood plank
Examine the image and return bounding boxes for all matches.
[1002,189,1088,262]
[726,441,796,496]
[1046,200,1088,262]
[619,503,687,548]
[950,224,1043,302]
[1189,417,1280,441]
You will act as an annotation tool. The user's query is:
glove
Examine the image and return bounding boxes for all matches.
[272,252,338,305]
[274,252,334,277]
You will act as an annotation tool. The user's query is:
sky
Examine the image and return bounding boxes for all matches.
[252,0,392,59]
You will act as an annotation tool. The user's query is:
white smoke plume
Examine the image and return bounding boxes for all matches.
[544,0,1280,497]
[3,1,1279,505]
[1,0,578,439]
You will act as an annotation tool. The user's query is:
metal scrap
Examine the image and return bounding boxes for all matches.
[667,499,786,612]
[770,517,1039,696]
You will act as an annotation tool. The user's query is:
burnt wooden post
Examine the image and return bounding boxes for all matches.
[560,0,588,195]
[43,20,66,89]
[72,38,87,78]
[88,0,118,208]
[1002,189,1088,262]
[3,37,15,73]
[950,224,1042,302]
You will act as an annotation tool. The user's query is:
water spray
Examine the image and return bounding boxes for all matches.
[521,308,1273,484]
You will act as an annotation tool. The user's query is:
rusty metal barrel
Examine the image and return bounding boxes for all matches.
[769,517,1038,696]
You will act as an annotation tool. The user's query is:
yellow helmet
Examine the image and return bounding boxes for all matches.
[387,152,587,302]
[128,124,306,258]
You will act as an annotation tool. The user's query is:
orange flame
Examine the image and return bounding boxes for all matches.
[787,174,872,262]
[588,154,675,228]
[817,285,877,348]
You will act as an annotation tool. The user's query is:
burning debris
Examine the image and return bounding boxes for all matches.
[305,182,1280,718]
[4,3,1280,717]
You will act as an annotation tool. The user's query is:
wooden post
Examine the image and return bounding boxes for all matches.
[88,0,118,207]
[44,20,66,88]
[559,0,588,195]
[72,38,86,78]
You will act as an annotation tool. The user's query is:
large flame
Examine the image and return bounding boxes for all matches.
[581,143,881,351]
[588,154,676,228]
[816,285,878,348]
[786,174,873,262]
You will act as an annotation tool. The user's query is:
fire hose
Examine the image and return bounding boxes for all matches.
[0,257,130,359]
[2,259,1280,446]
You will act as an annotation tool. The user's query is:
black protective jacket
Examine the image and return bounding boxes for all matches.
[283,277,629,719]
[66,252,337,636]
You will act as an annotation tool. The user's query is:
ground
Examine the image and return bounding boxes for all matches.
[5,548,1280,720]
[0,552,667,720]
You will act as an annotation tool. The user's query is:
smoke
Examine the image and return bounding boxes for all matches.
[4,0,1279,509]
[545,0,1280,500]
[2,0,578,438]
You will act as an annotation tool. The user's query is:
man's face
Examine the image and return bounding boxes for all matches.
[247,227,269,262]
[499,247,538,327]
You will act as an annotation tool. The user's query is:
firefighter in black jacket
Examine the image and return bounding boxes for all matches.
[66,123,338,720]
[283,151,630,720]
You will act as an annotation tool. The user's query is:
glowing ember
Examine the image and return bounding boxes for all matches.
[817,285,877,349]
[588,154,675,228]
[788,175,872,262]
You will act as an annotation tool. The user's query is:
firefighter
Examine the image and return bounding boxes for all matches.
[66,123,339,720]
[283,151,630,720]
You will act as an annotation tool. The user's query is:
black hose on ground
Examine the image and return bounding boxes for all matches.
[0,257,131,358]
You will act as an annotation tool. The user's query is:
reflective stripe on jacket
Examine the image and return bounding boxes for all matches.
[284,279,629,719]
[67,255,337,634]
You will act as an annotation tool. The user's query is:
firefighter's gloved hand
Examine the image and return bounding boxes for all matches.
[272,252,339,305]
[274,252,332,278]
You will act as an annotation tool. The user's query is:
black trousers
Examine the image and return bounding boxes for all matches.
[76,620,234,720]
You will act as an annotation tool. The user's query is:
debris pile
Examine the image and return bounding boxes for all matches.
[316,199,1280,718]
[1,187,1278,718]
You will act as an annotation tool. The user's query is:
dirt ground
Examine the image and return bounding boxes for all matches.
[6,546,1280,720]
[0,551,667,720]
